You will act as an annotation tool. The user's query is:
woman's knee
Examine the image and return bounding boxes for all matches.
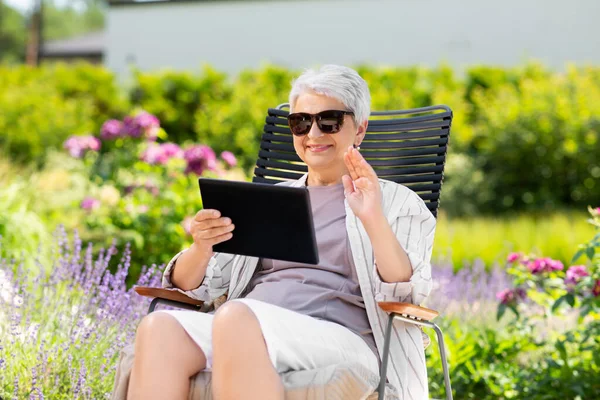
[133,312,207,372]
[135,312,181,344]
[134,313,197,355]
[212,301,260,340]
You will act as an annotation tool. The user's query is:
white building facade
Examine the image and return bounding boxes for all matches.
[106,0,600,77]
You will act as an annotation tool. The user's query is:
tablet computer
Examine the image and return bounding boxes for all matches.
[198,178,319,264]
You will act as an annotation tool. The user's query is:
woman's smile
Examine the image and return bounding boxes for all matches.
[306,144,333,153]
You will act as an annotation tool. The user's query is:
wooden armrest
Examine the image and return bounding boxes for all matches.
[134,286,204,307]
[378,302,439,321]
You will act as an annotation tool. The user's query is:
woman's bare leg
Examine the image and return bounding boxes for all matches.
[127,312,206,400]
[212,302,284,400]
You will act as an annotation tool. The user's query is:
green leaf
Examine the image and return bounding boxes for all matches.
[496,303,507,321]
[585,246,595,260]
[580,304,592,319]
[571,248,584,263]
[565,293,575,307]
[552,295,566,313]
[509,305,520,319]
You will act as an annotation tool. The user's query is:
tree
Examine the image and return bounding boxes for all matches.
[43,0,105,41]
[0,1,27,63]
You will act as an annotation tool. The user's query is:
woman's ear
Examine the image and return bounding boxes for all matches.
[355,120,368,147]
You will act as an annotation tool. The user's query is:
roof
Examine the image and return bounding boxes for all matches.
[41,31,104,56]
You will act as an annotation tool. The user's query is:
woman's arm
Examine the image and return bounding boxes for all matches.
[361,211,413,283]
[343,147,435,304]
[162,208,236,300]
[170,243,213,291]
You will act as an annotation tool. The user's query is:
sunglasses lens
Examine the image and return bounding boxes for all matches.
[317,111,345,134]
[288,114,312,136]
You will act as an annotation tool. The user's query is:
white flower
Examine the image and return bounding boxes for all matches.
[0,270,13,303]
[12,295,23,307]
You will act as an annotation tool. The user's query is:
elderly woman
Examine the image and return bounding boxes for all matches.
[127,65,435,400]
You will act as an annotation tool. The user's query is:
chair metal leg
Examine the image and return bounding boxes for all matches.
[378,312,395,400]
[377,314,453,400]
[147,298,202,313]
[431,322,452,400]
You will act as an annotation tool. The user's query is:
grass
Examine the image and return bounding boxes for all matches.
[433,210,595,270]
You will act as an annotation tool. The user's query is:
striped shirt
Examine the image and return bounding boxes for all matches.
[162,173,436,399]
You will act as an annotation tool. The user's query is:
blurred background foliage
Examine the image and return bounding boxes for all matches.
[1,62,599,214]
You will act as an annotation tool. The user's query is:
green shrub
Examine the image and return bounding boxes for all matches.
[469,65,600,213]
[1,62,599,214]
[0,63,127,165]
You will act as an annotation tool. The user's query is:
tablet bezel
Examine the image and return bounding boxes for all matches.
[198,178,319,264]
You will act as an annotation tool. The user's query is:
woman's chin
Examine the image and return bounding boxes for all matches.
[305,156,339,171]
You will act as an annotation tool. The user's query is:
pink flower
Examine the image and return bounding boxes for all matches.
[122,116,141,138]
[64,135,101,158]
[140,143,183,165]
[184,145,217,176]
[526,257,564,274]
[496,288,527,305]
[160,143,184,160]
[593,280,600,297]
[80,197,100,211]
[221,151,237,167]
[564,265,589,286]
[100,120,124,140]
[507,252,522,263]
[122,111,160,140]
[134,111,160,141]
[593,207,600,216]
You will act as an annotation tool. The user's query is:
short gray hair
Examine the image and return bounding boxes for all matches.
[289,65,371,125]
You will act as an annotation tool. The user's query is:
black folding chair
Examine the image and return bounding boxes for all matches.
[135,104,454,400]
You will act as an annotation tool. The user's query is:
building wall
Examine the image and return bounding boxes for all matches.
[106,0,599,77]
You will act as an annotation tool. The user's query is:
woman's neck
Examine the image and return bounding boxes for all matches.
[306,167,347,186]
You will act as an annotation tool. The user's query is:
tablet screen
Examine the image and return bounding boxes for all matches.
[198,178,319,264]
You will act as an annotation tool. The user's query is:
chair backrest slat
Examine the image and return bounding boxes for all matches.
[253,104,452,218]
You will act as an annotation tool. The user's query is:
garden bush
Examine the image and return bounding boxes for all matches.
[59,109,245,283]
[424,206,600,399]
[1,62,599,214]
[0,63,128,165]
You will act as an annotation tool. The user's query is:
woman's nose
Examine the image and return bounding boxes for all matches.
[307,121,324,139]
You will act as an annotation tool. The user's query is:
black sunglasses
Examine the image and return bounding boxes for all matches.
[287,110,354,136]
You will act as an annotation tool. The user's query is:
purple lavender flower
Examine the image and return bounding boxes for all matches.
[496,288,527,305]
[100,119,124,140]
[565,265,589,286]
[184,144,217,176]
[1,226,170,398]
[63,135,101,158]
[221,151,237,167]
[80,197,100,211]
